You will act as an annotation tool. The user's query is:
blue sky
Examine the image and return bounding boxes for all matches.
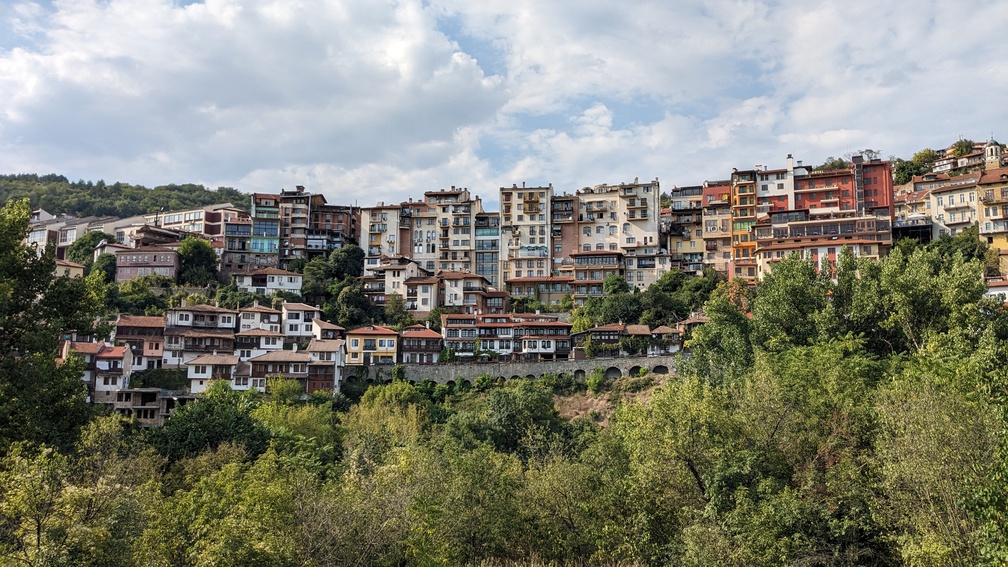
[1,0,1006,209]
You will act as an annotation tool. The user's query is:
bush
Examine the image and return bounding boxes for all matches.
[587,368,606,394]
[474,373,493,392]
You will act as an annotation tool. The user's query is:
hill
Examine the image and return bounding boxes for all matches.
[0,173,248,217]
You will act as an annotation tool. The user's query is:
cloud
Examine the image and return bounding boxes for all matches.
[2,0,1007,203]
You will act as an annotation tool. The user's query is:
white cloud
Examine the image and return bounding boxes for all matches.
[1,0,1007,201]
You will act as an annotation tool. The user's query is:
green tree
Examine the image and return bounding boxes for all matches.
[813,156,849,171]
[65,231,117,271]
[177,236,219,286]
[0,199,100,450]
[951,138,976,157]
[383,292,412,327]
[91,252,117,284]
[602,273,630,295]
[330,244,364,279]
[911,147,940,166]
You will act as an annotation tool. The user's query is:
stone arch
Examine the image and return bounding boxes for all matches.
[652,365,669,375]
[446,380,456,388]
[605,366,621,380]
[461,379,473,389]
[574,369,586,381]
[511,375,520,381]
[365,378,375,384]
[526,374,536,380]
[629,365,642,377]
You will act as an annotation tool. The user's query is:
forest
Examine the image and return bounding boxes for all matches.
[2,196,1008,566]
[0,174,248,218]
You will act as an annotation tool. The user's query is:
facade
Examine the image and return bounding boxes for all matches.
[475,211,501,288]
[550,193,580,275]
[250,193,281,270]
[54,259,85,278]
[730,168,759,281]
[187,353,240,394]
[249,350,311,392]
[306,339,346,392]
[507,275,573,306]
[500,184,554,283]
[665,185,704,276]
[397,324,443,364]
[978,167,1008,274]
[114,314,166,372]
[142,203,244,237]
[345,325,399,366]
[570,250,623,305]
[930,174,980,239]
[234,267,303,296]
[115,247,180,283]
[281,302,323,341]
[440,312,571,361]
[701,182,733,275]
[162,303,238,367]
[439,271,491,313]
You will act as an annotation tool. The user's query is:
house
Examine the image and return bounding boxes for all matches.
[187,353,240,394]
[54,259,85,279]
[281,302,322,341]
[648,325,682,356]
[237,303,282,333]
[249,349,312,393]
[345,325,399,366]
[439,271,491,313]
[306,339,346,392]
[113,388,196,427]
[60,340,103,403]
[440,312,570,361]
[398,324,443,364]
[115,247,181,283]
[114,314,166,372]
[163,303,237,367]
[311,318,345,340]
[234,328,284,361]
[234,267,303,296]
[510,313,572,361]
[93,344,133,405]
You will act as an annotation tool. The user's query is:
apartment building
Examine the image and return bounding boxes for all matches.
[114,314,166,372]
[187,353,241,394]
[500,183,553,283]
[397,324,443,364]
[233,267,303,296]
[142,203,244,238]
[440,271,492,314]
[362,202,406,274]
[428,187,485,273]
[550,193,580,275]
[570,250,623,305]
[979,167,1008,274]
[113,247,181,283]
[440,312,571,361]
[475,211,501,288]
[665,185,704,276]
[281,302,323,341]
[250,193,281,269]
[162,303,237,367]
[701,182,733,275]
[930,174,980,239]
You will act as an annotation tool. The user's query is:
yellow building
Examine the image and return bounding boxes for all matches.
[979,167,1008,274]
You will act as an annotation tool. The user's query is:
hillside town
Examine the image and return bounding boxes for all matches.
[27,139,1008,422]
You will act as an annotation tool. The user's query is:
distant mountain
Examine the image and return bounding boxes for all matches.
[0,173,249,218]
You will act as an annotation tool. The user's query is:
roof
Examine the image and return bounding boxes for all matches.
[282,302,321,312]
[237,304,282,314]
[164,328,235,339]
[170,303,237,314]
[307,339,346,352]
[346,325,399,336]
[312,318,345,330]
[69,341,103,354]
[930,175,980,195]
[625,324,652,336]
[399,324,442,339]
[117,315,166,328]
[188,353,239,366]
[238,267,302,277]
[979,167,1008,185]
[96,345,127,359]
[250,350,312,362]
[236,328,283,337]
[651,325,678,335]
[437,270,486,280]
[55,259,85,269]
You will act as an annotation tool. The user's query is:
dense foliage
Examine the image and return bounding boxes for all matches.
[0,174,248,217]
[2,197,1008,565]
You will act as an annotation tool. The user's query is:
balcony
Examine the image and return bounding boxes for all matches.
[944,201,972,212]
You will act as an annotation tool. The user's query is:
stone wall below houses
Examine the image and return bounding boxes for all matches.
[343,354,678,386]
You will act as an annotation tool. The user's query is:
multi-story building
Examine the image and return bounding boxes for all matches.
[234,328,284,361]
[234,267,303,296]
[93,344,133,405]
[500,183,553,283]
[979,167,1008,274]
[403,274,441,313]
[345,325,399,366]
[506,275,573,306]
[930,173,980,239]
[439,271,491,313]
[114,247,181,283]
[701,181,733,275]
[249,350,311,391]
[142,203,244,238]
[362,202,405,274]
[306,339,346,391]
[397,324,443,364]
[401,199,439,273]
[237,303,282,333]
[440,312,571,361]
[427,187,485,273]
[220,214,254,280]
[730,168,759,281]
[114,315,166,372]
[187,353,240,394]
[250,193,281,270]
[475,211,501,288]
[307,201,360,262]
[665,185,704,277]
[162,303,237,367]
[549,193,579,275]
[281,302,323,341]
[570,250,623,305]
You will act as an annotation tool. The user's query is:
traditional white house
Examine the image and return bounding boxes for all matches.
[93,344,134,405]
[234,328,284,361]
[234,267,303,296]
[281,302,323,341]
[306,339,347,392]
[237,303,282,333]
[163,303,237,367]
[187,353,240,394]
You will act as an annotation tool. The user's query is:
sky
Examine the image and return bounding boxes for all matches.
[2,0,1006,209]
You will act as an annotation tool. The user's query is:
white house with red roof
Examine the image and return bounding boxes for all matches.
[234,267,303,296]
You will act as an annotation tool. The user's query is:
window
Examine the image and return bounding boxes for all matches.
[194,365,207,374]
